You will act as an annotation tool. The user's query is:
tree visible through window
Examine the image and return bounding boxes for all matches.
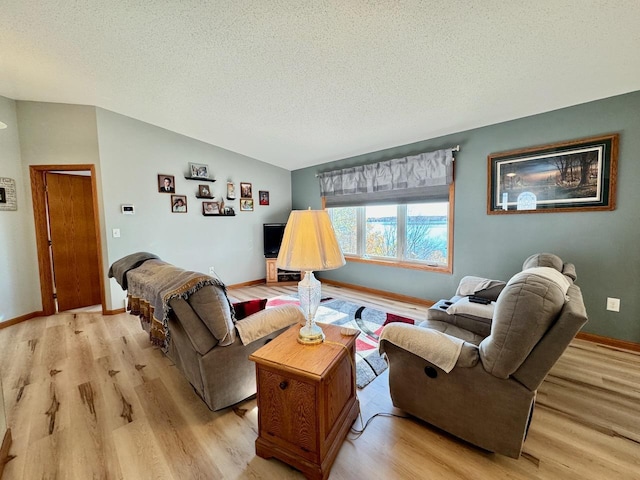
[328,201,449,268]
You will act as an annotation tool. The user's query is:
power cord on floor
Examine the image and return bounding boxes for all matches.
[349,411,410,439]
[323,339,410,440]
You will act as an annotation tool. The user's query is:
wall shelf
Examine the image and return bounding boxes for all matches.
[185,176,216,182]
[202,213,236,217]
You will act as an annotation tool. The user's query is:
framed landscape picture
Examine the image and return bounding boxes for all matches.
[487,133,618,214]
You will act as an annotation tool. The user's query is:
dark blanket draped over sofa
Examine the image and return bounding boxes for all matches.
[109,252,302,410]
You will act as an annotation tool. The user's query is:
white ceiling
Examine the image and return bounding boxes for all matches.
[2,1,639,171]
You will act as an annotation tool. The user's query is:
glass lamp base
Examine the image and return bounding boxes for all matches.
[298,323,325,345]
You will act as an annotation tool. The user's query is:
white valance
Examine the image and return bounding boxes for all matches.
[318,148,454,207]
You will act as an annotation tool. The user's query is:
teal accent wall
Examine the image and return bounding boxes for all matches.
[291,91,640,343]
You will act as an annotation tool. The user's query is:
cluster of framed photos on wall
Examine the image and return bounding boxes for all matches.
[156,162,270,216]
[238,182,269,211]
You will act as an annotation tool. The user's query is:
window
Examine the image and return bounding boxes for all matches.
[328,198,451,271]
[318,147,456,271]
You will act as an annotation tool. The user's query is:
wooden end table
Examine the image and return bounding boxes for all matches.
[249,322,360,480]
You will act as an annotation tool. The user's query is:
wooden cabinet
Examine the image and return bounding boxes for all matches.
[250,323,359,480]
[265,258,301,285]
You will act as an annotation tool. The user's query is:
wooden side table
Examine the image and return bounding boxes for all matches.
[250,323,359,480]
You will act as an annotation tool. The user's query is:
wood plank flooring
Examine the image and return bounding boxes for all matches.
[1,283,639,479]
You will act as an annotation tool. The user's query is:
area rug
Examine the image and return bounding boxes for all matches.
[266,295,416,388]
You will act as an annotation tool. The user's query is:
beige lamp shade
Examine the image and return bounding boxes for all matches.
[276,209,345,272]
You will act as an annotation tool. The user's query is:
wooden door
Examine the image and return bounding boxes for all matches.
[46,172,102,311]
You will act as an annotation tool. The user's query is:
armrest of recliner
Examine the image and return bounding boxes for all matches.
[455,275,506,301]
[235,304,303,345]
[379,323,479,371]
[427,298,493,338]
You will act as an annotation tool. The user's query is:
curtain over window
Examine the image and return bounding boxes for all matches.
[318,148,454,207]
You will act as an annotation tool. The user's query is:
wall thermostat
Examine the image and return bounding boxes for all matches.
[121,204,135,215]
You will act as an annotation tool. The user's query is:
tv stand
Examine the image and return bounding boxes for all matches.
[265,258,301,285]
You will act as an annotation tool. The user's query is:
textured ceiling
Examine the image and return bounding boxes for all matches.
[1,1,639,170]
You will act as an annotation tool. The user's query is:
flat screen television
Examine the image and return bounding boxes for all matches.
[263,223,286,258]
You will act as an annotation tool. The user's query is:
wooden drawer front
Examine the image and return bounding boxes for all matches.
[324,352,354,438]
[258,368,318,460]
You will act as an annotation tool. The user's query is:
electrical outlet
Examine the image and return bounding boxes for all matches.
[209,266,216,276]
[606,297,620,312]
[112,228,121,238]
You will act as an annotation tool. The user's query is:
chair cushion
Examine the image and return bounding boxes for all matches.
[479,271,566,378]
[427,298,492,338]
[168,297,218,355]
[446,297,495,319]
[419,320,485,345]
[186,286,236,346]
[455,276,506,301]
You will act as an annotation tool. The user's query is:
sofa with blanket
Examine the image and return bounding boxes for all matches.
[379,253,588,458]
[109,252,303,411]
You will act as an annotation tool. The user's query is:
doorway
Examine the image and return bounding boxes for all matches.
[30,165,105,315]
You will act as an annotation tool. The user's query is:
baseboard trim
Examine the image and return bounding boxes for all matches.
[0,311,44,330]
[104,308,126,315]
[576,332,640,353]
[228,278,267,289]
[320,278,435,307]
[0,428,12,478]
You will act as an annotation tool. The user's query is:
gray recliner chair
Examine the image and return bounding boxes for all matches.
[379,253,588,458]
[109,253,304,412]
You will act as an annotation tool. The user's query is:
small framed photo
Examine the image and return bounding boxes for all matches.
[240,182,252,198]
[226,182,236,200]
[259,190,269,205]
[189,163,209,179]
[198,184,212,198]
[240,199,254,211]
[171,195,188,213]
[202,201,219,215]
[0,187,5,203]
[158,174,175,193]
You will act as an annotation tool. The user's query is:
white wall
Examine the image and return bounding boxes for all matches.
[0,96,40,322]
[95,108,292,310]
[3,100,292,319]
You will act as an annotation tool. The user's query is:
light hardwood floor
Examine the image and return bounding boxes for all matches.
[1,283,639,479]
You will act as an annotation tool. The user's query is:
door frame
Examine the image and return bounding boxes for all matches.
[30,164,106,316]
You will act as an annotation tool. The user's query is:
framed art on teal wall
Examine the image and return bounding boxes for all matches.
[487,133,618,214]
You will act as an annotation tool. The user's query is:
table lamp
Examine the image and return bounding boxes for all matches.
[276,209,345,344]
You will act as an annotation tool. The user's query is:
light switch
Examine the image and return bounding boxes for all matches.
[112,228,121,238]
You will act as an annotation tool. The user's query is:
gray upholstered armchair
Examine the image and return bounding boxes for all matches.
[379,253,588,458]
